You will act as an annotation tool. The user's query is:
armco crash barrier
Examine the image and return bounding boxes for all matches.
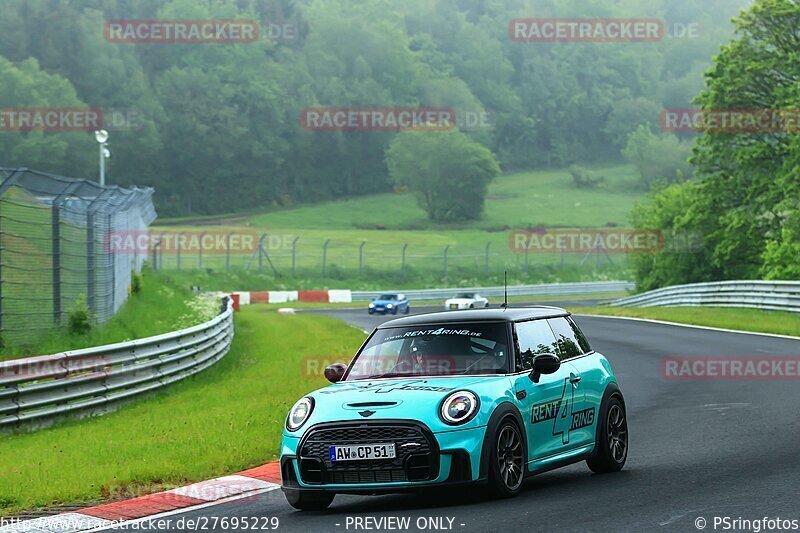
[610,280,800,313]
[225,282,635,308]
[0,298,234,429]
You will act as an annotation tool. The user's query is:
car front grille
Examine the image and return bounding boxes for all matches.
[298,422,438,485]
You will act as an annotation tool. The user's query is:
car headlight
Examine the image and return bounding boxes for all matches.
[369,303,375,308]
[387,304,393,308]
[439,391,479,425]
[286,397,314,431]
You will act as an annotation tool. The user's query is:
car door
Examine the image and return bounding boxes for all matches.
[546,316,597,448]
[510,319,583,461]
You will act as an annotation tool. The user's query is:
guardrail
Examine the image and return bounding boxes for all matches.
[609,281,800,313]
[0,297,234,428]
[352,281,635,302]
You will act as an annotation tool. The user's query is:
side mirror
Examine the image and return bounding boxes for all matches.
[324,363,348,383]
[529,353,560,383]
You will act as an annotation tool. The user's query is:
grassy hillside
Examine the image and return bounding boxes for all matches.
[153,165,643,289]
[245,164,641,231]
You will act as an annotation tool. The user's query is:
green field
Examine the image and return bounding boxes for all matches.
[152,165,642,289]
[244,164,641,231]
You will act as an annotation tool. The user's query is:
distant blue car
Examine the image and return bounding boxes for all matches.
[368,293,410,315]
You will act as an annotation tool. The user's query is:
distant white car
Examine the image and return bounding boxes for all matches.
[444,292,490,310]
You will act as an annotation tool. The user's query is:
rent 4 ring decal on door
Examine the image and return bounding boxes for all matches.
[530,378,596,444]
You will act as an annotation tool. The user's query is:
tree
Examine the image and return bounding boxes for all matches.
[632,0,800,287]
[0,55,94,176]
[386,130,500,222]
[622,124,693,189]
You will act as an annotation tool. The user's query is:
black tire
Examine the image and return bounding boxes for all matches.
[586,395,628,473]
[484,302,490,308]
[404,305,410,314]
[487,418,525,497]
[284,490,335,511]
[469,303,475,309]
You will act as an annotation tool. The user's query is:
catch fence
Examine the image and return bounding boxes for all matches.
[0,168,156,344]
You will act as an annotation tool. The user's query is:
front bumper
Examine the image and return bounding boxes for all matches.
[280,421,486,495]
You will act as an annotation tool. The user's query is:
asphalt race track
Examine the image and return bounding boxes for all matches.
[120,306,800,533]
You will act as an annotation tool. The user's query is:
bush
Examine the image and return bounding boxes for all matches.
[568,165,605,189]
[761,227,800,280]
[386,130,501,222]
[131,272,143,295]
[67,296,92,336]
[622,124,693,189]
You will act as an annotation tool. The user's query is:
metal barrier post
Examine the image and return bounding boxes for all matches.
[0,198,3,333]
[291,236,299,276]
[177,231,184,270]
[322,239,331,277]
[108,213,115,313]
[86,211,95,315]
[52,203,62,325]
[226,231,233,271]
[359,241,366,275]
[199,231,206,269]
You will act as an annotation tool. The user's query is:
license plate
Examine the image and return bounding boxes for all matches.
[330,443,396,462]
[450,304,458,309]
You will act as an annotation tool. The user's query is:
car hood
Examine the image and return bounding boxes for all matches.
[371,299,399,305]
[445,298,474,304]
[293,375,508,435]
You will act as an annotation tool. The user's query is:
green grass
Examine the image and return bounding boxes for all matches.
[0,307,365,515]
[573,306,800,337]
[244,164,641,231]
[1,271,217,360]
[149,164,642,289]
[157,263,631,292]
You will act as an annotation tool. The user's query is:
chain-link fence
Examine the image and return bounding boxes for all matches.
[149,232,632,279]
[0,168,156,345]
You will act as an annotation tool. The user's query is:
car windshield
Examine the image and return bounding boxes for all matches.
[455,293,475,299]
[346,322,510,380]
[377,294,398,300]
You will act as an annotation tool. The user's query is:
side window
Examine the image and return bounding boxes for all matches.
[567,316,592,353]
[547,317,585,360]
[515,320,559,370]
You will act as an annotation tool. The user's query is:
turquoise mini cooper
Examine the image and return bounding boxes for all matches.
[280,307,628,510]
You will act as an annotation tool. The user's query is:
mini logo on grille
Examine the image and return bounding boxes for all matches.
[358,410,376,417]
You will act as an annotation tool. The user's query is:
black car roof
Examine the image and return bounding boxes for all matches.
[378,306,569,328]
